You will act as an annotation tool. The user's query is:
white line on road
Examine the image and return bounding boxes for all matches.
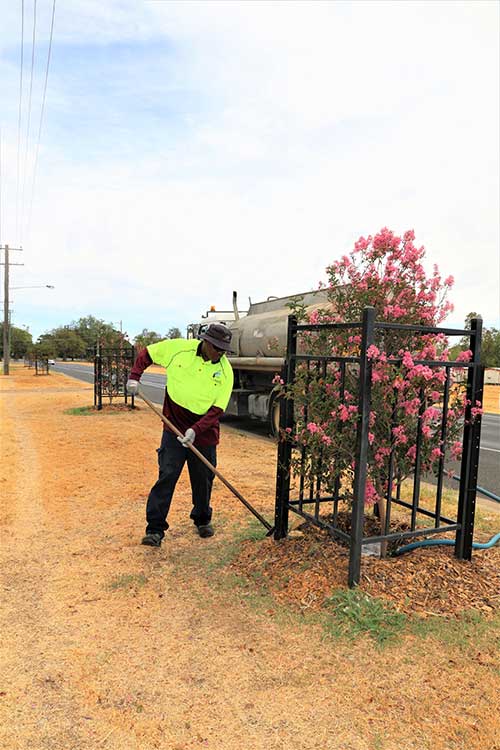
[481,447,500,453]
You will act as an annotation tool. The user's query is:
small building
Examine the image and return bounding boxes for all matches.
[485,368,500,385]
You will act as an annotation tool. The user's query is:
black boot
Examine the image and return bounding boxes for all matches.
[196,524,214,538]
[141,532,162,547]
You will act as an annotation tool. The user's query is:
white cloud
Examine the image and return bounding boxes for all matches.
[0,0,498,339]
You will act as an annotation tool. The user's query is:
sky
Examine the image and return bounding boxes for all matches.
[0,0,499,342]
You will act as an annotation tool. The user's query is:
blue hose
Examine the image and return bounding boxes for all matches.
[394,532,500,556]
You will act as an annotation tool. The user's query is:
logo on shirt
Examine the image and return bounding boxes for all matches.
[213,371,222,379]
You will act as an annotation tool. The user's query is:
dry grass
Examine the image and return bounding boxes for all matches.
[483,384,500,415]
[0,365,499,750]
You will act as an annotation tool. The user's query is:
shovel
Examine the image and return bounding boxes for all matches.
[137,390,275,536]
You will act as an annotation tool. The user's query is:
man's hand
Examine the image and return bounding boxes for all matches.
[177,428,196,448]
[126,379,140,395]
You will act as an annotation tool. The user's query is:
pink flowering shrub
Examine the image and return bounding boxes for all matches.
[282,228,479,507]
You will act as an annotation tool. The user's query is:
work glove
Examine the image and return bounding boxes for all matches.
[177,428,196,448]
[126,379,140,395]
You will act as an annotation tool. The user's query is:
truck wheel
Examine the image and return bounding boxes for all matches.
[268,389,282,439]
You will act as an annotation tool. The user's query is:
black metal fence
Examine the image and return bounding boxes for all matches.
[93,343,135,410]
[35,358,49,375]
[274,308,484,587]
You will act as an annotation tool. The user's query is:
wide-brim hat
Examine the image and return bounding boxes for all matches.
[200,323,234,354]
[199,323,234,353]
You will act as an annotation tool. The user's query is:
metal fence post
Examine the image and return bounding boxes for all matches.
[131,344,136,408]
[93,346,97,407]
[348,307,375,587]
[455,317,483,560]
[274,315,297,540]
[126,346,135,407]
[96,342,103,411]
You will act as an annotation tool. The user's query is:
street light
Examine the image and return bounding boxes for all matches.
[1,285,55,302]
[10,284,55,290]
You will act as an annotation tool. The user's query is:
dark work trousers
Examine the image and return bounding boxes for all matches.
[145,429,216,537]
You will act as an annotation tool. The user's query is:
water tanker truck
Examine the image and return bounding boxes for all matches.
[187,289,330,435]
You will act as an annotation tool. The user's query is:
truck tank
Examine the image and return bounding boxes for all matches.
[222,290,330,435]
[228,289,330,362]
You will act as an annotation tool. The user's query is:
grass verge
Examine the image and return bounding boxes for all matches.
[323,589,407,646]
[64,405,136,416]
[166,511,499,655]
[190,516,500,652]
[204,516,270,573]
[398,480,499,536]
[108,573,148,590]
[64,406,96,416]
[409,609,500,654]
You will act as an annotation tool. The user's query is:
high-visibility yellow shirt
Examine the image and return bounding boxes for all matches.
[147,338,233,415]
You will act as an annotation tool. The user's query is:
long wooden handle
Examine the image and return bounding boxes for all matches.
[138,390,273,532]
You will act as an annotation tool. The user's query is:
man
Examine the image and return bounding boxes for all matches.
[126,323,234,547]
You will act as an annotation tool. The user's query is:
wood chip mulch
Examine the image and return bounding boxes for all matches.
[230,520,500,618]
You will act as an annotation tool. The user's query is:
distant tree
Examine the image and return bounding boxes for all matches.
[133,327,182,348]
[71,316,122,350]
[33,317,131,360]
[166,326,182,339]
[448,342,463,361]
[134,329,163,349]
[0,324,33,359]
[35,327,88,360]
[482,328,500,367]
[50,327,87,360]
[449,312,500,367]
[35,337,56,358]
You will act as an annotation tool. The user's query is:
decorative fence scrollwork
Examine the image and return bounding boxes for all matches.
[93,342,135,410]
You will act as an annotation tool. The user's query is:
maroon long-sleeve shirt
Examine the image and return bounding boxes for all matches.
[130,346,225,447]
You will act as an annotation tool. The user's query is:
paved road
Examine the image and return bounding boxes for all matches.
[53,362,499,498]
[474,414,500,497]
[421,414,499,499]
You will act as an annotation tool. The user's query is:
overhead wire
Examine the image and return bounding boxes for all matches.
[20,0,38,245]
[26,0,57,244]
[15,0,25,244]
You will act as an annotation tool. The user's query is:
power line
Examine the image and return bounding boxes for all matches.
[26,0,57,244]
[15,0,25,243]
[20,0,37,245]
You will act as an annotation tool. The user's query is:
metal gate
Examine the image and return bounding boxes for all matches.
[35,357,49,375]
[274,308,484,587]
[93,343,136,410]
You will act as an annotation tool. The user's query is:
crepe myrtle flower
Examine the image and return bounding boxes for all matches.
[276,228,474,507]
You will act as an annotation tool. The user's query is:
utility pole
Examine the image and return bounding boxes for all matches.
[1,244,24,375]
